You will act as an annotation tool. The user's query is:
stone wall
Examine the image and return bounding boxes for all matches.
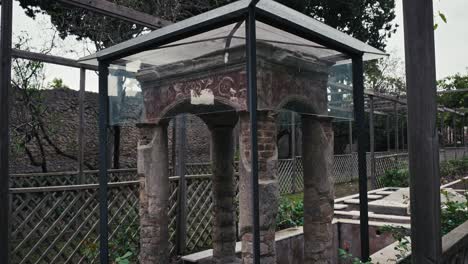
[9,88,211,174]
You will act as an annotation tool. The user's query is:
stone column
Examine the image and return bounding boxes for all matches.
[301,115,334,264]
[210,125,239,264]
[137,124,170,264]
[238,111,279,264]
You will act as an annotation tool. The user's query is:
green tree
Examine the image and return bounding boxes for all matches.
[48,78,70,89]
[365,55,406,96]
[437,73,468,132]
[438,73,468,109]
[18,0,397,50]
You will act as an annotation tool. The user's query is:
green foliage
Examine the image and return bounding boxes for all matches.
[48,78,70,89]
[338,248,373,264]
[379,225,411,262]
[440,158,468,179]
[381,157,468,187]
[365,55,406,96]
[276,198,303,230]
[380,168,409,187]
[441,190,468,235]
[437,74,468,122]
[18,0,397,50]
[283,192,304,204]
[434,11,448,30]
[81,214,139,263]
[115,252,133,264]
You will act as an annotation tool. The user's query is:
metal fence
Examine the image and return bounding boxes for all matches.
[9,147,467,263]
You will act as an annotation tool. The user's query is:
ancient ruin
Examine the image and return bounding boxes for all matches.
[136,43,335,263]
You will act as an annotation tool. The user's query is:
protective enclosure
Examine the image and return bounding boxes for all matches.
[79,0,385,263]
[106,20,355,126]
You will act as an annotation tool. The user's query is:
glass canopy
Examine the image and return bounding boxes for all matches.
[80,0,385,125]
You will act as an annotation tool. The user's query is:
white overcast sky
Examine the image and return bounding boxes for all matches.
[8,0,468,92]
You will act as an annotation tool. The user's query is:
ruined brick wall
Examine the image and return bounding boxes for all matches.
[9,88,211,174]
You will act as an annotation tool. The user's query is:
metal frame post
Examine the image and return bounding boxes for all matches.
[386,114,391,152]
[175,114,187,255]
[0,0,13,263]
[78,68,86,184]
[98,61,110,264]
[291,112,297,193]
[452,114,457,148]
[394,102,399,152]
[369,96,376,189]
[349,119,353,154]
[352,55,370,261]
[246,2,261,263]
[403,0,442,261]
[349,119,354,181]
[401,113,406,151]
[463,115,467,157]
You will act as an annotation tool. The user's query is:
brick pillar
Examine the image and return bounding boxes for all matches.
[301,115,334,264]
[137,124,170,264]
[210,125,239,264]
[238,111,279,264]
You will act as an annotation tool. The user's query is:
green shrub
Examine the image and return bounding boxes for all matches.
[381,157,468,187]
[441,190,468,235]
[338,248,372,264]
[440,158,468,178]
[380,168,409,187]
[276,198,303,230]
[81,212,139,263]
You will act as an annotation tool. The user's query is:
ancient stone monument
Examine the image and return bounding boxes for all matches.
[136,42,335,264]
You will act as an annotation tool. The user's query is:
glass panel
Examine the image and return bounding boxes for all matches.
[254,19,354,121]
[108,65,144,126]
[110,22,246,125]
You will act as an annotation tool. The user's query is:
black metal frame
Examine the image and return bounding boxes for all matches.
[0,0,372,262]
[93,1,370,262]
[0,0,13,263]
[0,0,447,263]
[246,2,261,263]
[352,55,370,261]
[98,61,110,264]
[403,0,442,262]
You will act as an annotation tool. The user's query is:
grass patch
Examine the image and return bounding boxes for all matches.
[282,192,303,203]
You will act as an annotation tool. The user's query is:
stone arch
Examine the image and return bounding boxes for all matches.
[275,94,328,117]
[158,96,240,127]
[137,94,240,264]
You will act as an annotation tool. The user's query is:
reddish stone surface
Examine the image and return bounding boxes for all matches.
[142,70,247,123]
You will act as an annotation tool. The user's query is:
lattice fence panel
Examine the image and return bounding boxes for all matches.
[278,159,294,194]
[332,154,355,183]
[185,177,214,253]
[294,157,304,192]
[168,179,179,255]
[185,163,212,176]
[10,183,139,264]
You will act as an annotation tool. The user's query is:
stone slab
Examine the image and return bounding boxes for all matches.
[334,204,348,210]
